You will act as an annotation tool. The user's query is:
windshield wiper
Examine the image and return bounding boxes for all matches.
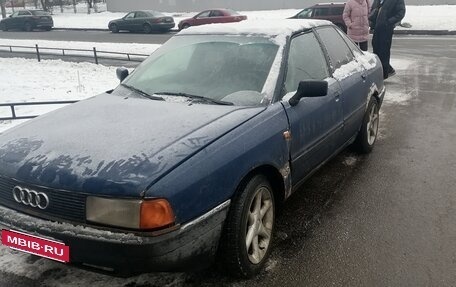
[154,92,234,106]
[121,84,164,101]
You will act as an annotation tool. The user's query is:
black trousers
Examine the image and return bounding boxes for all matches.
[372,25,395,77]
[356,41,368,51]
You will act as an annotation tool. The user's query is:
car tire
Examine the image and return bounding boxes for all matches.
[44,26,52,31]
[218,174,275,278]
[24,22,33,32]
[353,97,380,154]
[0,23,7,31]
[109,23,119,33]
[181,23,190,29]
[143,23,152,34]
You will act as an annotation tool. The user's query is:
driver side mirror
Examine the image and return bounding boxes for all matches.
[116,67,129,82]
[289,80,328,107]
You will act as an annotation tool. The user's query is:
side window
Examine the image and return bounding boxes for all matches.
[18,11,31,16]
[313,8,329,17]
[284,32,330,93]
[196,11,211,18]
[336,28,363,57]
[316,27,354,71]
[210,10,224,17]
[136,12,148,18]
[125,12,135,19]
[330,7,345,16]
[297,9,312,18]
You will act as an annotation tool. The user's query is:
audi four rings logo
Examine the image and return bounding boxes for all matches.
[12,186,50,210]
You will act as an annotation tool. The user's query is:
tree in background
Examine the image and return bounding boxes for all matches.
[0,0,6,19]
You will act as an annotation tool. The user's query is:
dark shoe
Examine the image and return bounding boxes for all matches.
[388,68,396,77]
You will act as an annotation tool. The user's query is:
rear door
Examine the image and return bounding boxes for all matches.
[209,10,226,24]
[281,31,344,185]
[315,26,368,144]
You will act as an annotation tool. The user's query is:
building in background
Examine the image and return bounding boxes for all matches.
[106,0,456,12]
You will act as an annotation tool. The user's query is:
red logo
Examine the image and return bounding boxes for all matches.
[1,229,70,263]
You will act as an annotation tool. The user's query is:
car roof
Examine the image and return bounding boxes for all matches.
[178,19,331,38]
[311,2,346,7]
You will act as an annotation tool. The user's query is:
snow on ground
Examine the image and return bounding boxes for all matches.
[383,57,416,105]
[53,5,456,31]
[4,5,455,31]
[0,58,118,133]
[0,39,160,56]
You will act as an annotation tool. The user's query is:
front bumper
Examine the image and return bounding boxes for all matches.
[0,200,229,276]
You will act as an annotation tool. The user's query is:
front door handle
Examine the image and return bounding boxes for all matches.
[335,94,340,102]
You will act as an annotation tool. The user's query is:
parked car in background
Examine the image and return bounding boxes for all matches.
[289,2,347,32]
[108,10,174,33]
[178,9,247,30]
[0,10,53,32]
[0,20,384,278]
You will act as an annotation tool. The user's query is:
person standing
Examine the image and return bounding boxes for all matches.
[370,0,406,79]
[343,0,371,51]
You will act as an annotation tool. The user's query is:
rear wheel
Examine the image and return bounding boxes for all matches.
[218,174,275,278]
[143,23,152,34]
[24,22,33,32]
[44,26,52,31]
[353,97,380,153]
[109,23,119,33]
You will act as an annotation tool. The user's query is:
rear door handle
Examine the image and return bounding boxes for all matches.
[335,94,340,102]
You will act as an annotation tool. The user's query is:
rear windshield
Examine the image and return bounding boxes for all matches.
[225,9,240,15]
[31,10,50,16]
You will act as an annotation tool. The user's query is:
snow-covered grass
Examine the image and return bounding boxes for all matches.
[0,38,160,55]
[0,58,118,133]
[4,5,456,31]
[51,5,456,31]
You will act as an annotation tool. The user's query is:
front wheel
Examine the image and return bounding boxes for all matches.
[218,174,275,278]
[0,23,7,31]
[109,23,119,33]
[353,97,380,153]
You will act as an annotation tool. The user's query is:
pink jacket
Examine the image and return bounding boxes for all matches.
[343,0,370,42]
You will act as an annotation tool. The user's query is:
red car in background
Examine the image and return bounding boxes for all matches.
[178,9,247,30]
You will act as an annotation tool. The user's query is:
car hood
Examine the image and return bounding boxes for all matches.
[0,90,265,197]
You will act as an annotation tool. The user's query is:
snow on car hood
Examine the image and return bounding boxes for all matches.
[0,91,264,197]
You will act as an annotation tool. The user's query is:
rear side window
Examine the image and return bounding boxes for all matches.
[284,32,329,93]
[18,11,31,16]
[136,12,148,18]
[315,27,354,71]
[330,7,345,15]
[313,8,329,17]
[211,10,224,17]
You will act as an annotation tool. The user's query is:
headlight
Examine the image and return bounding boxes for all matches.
[86,197,175,230]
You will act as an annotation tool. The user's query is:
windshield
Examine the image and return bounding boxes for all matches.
[122,35,279,106]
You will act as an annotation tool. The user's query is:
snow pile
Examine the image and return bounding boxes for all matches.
[0,39,160,56]
[0,58,119,133]
[398,5,456,31]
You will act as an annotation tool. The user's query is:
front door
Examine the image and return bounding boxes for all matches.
[281,31,344,185]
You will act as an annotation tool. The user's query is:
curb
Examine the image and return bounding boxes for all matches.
[53,27,456,36]
[53,27,180,33]
[394,29,456,35]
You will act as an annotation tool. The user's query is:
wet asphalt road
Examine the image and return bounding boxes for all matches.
[0,36,455,286]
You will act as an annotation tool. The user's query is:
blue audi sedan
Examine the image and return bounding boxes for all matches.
[0,20,385,277]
